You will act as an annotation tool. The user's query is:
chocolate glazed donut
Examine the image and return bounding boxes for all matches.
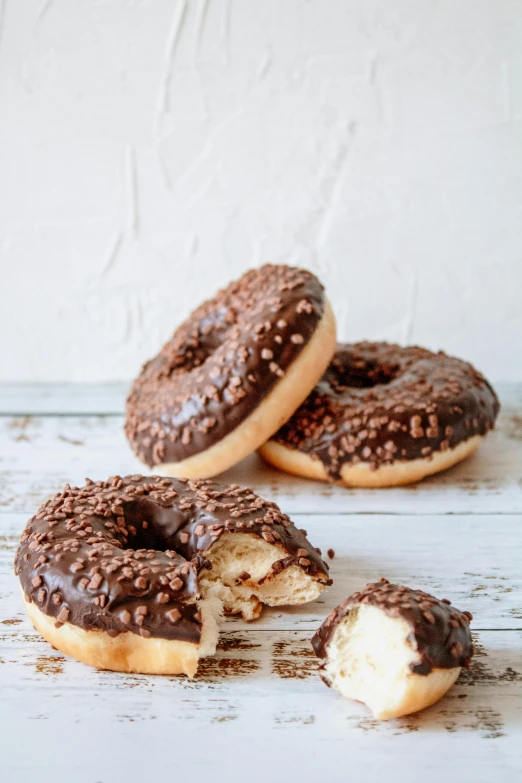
[125,264,336,479]
[15,475,330,676]
[259,342,499,487]
[312,579,473,720]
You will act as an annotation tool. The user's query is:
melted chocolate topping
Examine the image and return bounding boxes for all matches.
[272,342,499,479]
[312,579,473,675]
[125,265,325,467]
[15,476,329,644]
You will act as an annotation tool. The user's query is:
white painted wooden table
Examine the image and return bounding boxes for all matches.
[0,384,520,783]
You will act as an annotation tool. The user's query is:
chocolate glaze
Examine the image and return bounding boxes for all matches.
[312,579,473,676]
[272,342,499,479]
[125,265,326,467]
[15,476,329,644]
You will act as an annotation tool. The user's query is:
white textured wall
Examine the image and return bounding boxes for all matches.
[1,0,521,382]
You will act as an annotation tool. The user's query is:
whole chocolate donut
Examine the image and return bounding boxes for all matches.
[15,475,330,675]
[259,342,499,487]
[312,578,473,719]
[125,264,336,478]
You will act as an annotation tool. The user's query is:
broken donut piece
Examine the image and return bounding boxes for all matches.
[312,579,473,720]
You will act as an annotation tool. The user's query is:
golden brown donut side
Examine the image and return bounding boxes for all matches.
[259,434,484,488]
[23,593,219,676]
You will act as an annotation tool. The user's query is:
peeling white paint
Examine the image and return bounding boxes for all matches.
[0,0,520,382]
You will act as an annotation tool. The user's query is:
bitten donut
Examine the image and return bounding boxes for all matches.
[312,579,473,720]
[15,475,330,676]
[259,342,499,487]
[125,264,336,478]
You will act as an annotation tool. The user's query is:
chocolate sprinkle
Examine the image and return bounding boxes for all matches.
[125,265,325,467]
[312,578,473,675]
[272,342,499,479]
[15,475,329,644]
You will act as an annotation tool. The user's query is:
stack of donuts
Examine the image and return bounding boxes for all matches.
[124,264,498,488]
[16,263,500,720]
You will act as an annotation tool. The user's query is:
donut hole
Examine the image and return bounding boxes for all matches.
[322,605,460,719]
[162,311,239,378]
[167,338,222,376]
[121,499,190,551]
[201,533,326,622]
[329,352,400,391]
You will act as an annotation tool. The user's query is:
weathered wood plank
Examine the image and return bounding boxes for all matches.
[0,392,521,515]
[0,382,519,417]
[0,383,128,415]
[0,624,520,783]
[2,513,520,631]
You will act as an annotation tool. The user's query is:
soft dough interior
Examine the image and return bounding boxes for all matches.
[322,604,461,720]
[197,592,223,658]
[201,532,325,621]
